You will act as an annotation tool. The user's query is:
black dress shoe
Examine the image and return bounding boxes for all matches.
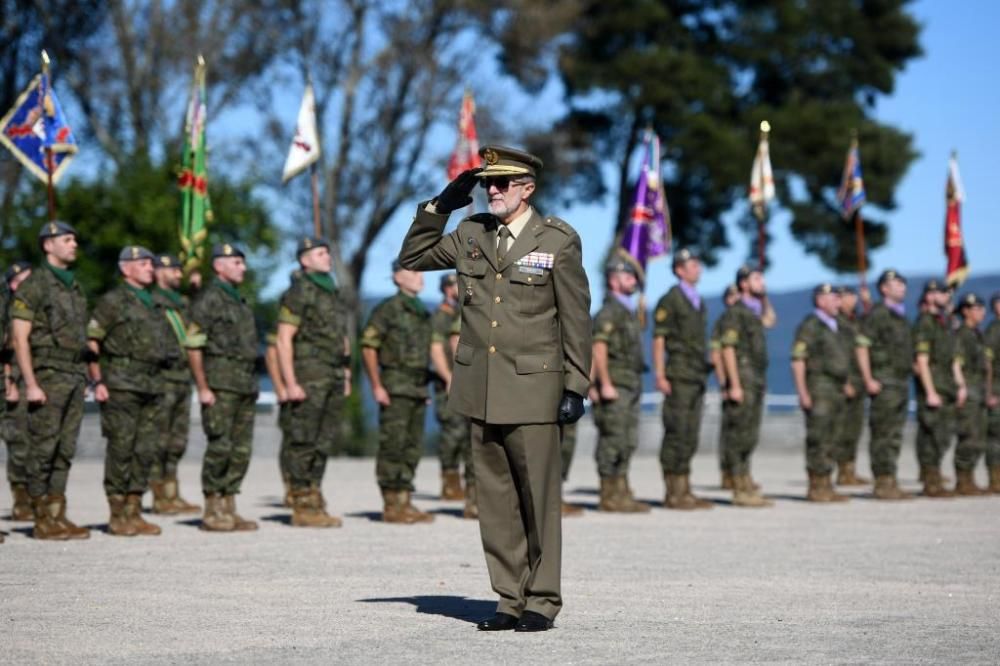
[513,610,553,632]
[476,612,519,631]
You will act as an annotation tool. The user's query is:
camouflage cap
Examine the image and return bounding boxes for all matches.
[212,242,245,259]
[876,269,906,287]
[38,220,77,241]
[813,282,836,297]
[118,245,155,262]
[439,273,458,290]
[153,253,181,269]
[672,247,698,267]
[476,145,543,178]
[4,261,30,283]
[296,236,329,258]
[604,257,640,278]
[735,264,761,284]
[958,292,985,309]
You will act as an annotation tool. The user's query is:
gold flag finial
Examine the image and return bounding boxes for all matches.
[41,50,50,73]
[759,120,771,133]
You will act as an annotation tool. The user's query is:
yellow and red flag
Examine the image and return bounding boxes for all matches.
[446,90,481,180]
[945,152,968,287]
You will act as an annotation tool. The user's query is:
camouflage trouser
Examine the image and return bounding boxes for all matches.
[835,392,865,464]
[594,385,640,478]
[277,401,292,479]
[3,390,29,486]
[149,381,191,482]
[101,388,164,496]
[954,399,986,472]
[201,390,256,496]
[287,375,346,490]
[26,369,86,498]
[376,395,425,491]
[987,407,1000,469]
[435,393,474,486]
[804,383,845,475]
[915,397,955,468]
[560,422,577,482]
[868,384,909,476]
[721,384,764,477]
[660,380,705,475]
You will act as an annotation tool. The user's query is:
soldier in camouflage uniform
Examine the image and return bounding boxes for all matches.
[652,248,711,510]
[718,265,772,507]
[9,222,90,540]
[2,262,32,523]
[855,270,913,500]
[87,246,177,536]
[791,283,852,502]
[264,327,292,506]
[361,260,433,524]
[984,293,1000,493]
[711,284,740,490]
[186,243,260,532]
[431,272,473,503]
[952,293,990,495]
[276,237,350,528]
[834,286,869,486]
[912,279,961,498]
[591,258,648,513]
[148,253,200,515]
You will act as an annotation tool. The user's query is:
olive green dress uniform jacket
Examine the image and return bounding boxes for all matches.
[398,204,592,424]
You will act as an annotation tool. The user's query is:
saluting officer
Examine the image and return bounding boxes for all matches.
[276,236,350,528]
[185,243,260,532]
[2,261,32,522]
[9,222,90,540]
[399,145,592,633]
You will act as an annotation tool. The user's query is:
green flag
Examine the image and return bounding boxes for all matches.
[179,56,212,276]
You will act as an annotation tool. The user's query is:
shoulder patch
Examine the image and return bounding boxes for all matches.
[655,308,667,322]
[602,321,614,333]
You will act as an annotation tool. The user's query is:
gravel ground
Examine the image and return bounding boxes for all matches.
[1,412,999,665]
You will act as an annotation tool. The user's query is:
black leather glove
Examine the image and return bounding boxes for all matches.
[557,391,586,425]
[433,168,481,214]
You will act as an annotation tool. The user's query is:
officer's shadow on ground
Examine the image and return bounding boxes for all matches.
[358,595,495,624]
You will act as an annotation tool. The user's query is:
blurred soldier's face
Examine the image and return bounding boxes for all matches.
[300,246,332,274]
[9,269,31,292]
[443,282,459,302]
[724,289,739,307]
[674,258,702,285]
[44,234,78,266]
[935,289,952,309]
[816,292,839,316]
[882,278,906,303]
[213,256,247,285]
[156,266,183,291]
[609,271,638,296]
[839,292,858,314]
[966,304,986,325]
[742,272,765,298]
[120,258,155,288]
[394,268,423,295]
[485,177,535,221]
[994,301,1000,319]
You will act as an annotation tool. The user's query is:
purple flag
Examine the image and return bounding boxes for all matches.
[619,132,670,281]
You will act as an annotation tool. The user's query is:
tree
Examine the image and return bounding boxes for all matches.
[513,0,922,272]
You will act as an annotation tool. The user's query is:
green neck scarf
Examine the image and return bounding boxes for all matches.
[401,292,426,315]
[214,278,243,303]
[155,286,184,307]
[125,282,154,309]
[45,260,75,288]
[305,271,336,293]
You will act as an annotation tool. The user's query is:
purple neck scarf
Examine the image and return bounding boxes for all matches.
[679,281,701,310]
[814,308,838,332]
[613,292,637,314]
[742,295,763,318]
[885,301,905,317]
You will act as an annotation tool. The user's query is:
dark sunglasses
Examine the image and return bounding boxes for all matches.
[479,176,527,191]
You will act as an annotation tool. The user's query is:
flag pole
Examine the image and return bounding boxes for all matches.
[310,164,322,237]
[755,120,770,271]
[41,50,56,222]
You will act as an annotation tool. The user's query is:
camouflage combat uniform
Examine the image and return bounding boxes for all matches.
[431,298,472,487]
[835,311,865,467]
[1,285,29,503]
[150,287,194,485]
[913,311,957,470]
[718,299,768,478]
[954,323,988,473]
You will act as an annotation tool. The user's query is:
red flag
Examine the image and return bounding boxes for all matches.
[945,153,968,286]
[446,90,481,180]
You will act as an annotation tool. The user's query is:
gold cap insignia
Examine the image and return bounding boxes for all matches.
[223,243,232,256]
[49,223,57,234]
[483,148,499,165]
[305,238,312,249]
[162,257,172,266]
[131,247,139,259]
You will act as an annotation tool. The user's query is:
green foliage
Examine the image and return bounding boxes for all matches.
[514,0,923,272]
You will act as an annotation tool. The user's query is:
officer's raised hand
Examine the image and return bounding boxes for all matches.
[557,391,585,424]
[433,168,482,215]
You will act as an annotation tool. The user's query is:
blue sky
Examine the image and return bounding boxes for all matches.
[348,0,1000,305]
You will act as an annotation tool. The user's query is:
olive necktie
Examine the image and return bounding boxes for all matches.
[497,225,512,265]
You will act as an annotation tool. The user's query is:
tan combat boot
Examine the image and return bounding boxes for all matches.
[615,476,651,513]
[32,496,69,540]
[806,471,831,502]
[223,495,258,531]
[149,480,176,515]
[290,489,342,528]
[463,484,479,519]
[823,474,850,502]
[954,469,988,496]
[598,476,622,511]
[48,494,89,539]
[664,474,696,510]
[399,490,434,524]
[872,475,913,500]
[441,470,464,500]
[125,494,161,535]
[733,474,773,507]
[989,466,1000,494]
[282,474,293,508]
[107,495,137,536]
[836,461,869,486]
[200,493,235,532]
[166,476,200,514]
[679,474,713,510]
[381,489,406,523]
[720,470,734,490]
[10,483,33,521]
[921,466,954,498]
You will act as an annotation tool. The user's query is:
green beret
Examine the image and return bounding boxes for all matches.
[38,220,77,241]
[672,248,698,266]
[877,269,906,287]
[212,243,245,259]
[958,292,985,309]
[4,261,30,283]
[735,264,761,284]
[118,245,155,262]
[153,253,181,269]
[440,273,458,289]
[296,236,329,258]
[813,282,835,297]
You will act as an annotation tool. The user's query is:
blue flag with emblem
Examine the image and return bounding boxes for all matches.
[837,140,865,220]
[0,65,78,185]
